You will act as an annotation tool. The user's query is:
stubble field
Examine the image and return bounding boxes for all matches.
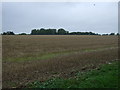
[2,35,118,88]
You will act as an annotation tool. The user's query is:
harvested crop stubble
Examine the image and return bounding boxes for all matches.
[2,35,118,88]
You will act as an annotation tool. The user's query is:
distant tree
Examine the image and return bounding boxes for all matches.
[116,33,119,35]
[19,33,27,35]
[31,29,37,35]
[36,29,40,35]
[95,33,99,35]
[9,31,15,35]
[2,31,15,35]
[66,31,69,35]
[109,33,115,35]
[69,31,96,35]
[30,28,101,35]
[70,32,77,35]
[51,29,57,35]
[102,34,109,36]
[39,28,45,35]
[2,32,7,35]
[46,29,52,35]
[58,28,66,35]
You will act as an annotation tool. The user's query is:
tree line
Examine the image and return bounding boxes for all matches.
[1,28,119,35]
[2,31,15,35]
[30,28,100,35]
[31,28,69,35]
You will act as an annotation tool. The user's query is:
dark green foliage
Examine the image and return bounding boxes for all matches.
[31,28,57,35]
[102,34,109,36]
[39,28,46,35]
[116,33,119,35]
[58,28,67,35]
[109,33,115,35]
[30,29,37,35]
[30,28,99,35]
[19,33,27,35]
[2,29,117,35]
[2,31,15,35]
[69,32,96,35]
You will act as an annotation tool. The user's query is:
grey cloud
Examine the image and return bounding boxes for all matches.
[2,2,118,34]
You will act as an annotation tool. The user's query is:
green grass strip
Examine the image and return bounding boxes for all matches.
[5,46,117,62]
[27,61,119,88]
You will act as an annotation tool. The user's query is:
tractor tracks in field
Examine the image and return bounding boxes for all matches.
[73,46,118,55]
[3,46,118,88]
[6,46,118,62]
[37,46,118,61]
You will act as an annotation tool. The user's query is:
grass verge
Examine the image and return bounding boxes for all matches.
[27,61,119,88]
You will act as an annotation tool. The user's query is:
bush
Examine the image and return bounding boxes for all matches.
[19,33,27,35]
[2,31,15,35]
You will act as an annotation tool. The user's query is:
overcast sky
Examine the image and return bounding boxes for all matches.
[2,2,118,34]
